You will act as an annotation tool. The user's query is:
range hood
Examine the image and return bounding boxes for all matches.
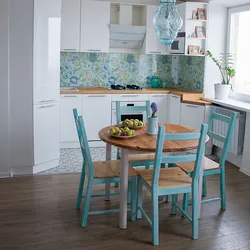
[109,5,146,49]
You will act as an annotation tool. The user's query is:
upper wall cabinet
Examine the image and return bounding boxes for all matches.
[80,0,110,53]
[61,0,81,52]
[142,5,169,55]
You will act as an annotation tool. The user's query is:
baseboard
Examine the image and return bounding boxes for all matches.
[11,159,59,176]
[33,159,59,174]
[240,168,250,177]
[60,140,105,149]
[0,172,12,178]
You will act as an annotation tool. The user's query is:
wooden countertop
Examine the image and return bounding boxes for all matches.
[60,87,212,106]
[60,87,170,95]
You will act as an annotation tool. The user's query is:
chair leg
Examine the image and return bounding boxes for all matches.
[171,194,178,215]
[152,193,159,246]
[137,177,143,219]
[76,165,85,210]
[202,176,207,197]
[128,180,131,205]
[81,179,93,227]
[182,193,189,217]
[115,148,120,188]
[220,170,226,210]
[192,187,199,240]
[131,177,137,221]
[166,195,171,203]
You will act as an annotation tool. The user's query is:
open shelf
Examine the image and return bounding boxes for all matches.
[186,18,207,22]
[186,37,207,40]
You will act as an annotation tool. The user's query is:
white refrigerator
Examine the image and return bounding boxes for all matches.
[9,0,61,175]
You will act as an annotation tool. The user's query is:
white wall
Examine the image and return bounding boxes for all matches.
[204,3,228,98]
[0,0,10,177]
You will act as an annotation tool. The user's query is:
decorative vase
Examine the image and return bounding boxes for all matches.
[146,116,159,135]
[214,84,231,100]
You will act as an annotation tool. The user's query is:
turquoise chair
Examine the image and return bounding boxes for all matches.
[134,123,208,245]
[114,100,155,189]
[175,107,236,212]
[116,100,155,168]
[73,109,137,227]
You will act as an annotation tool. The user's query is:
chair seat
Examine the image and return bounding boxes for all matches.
[128,153,155,163]
[136,167,192,189]
[175,157,220,173]
[92,160,137,179]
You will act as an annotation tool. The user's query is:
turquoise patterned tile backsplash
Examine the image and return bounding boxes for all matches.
[60,52,205,92]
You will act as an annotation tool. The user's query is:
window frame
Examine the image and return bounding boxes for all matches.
[227,4,250,94]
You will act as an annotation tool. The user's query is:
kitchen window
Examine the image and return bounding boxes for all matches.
[228,5,250,93]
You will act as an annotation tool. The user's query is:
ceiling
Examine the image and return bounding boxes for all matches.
[212,0,250,7]
[98,0,250,7]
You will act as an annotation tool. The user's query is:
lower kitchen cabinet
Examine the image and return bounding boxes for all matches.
[60,94,83,143]
[149,94,168,123]
[168,94,181,124]
[180,103,205,130]
[82,94,112,141]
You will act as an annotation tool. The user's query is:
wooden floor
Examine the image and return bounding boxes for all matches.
[1,163,250,250]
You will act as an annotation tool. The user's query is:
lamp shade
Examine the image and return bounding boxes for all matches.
[153,0,183,45]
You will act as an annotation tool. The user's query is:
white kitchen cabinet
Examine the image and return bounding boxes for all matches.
[34,102,60,165]
[149,94,168,123]
[143,5,169,55]
[82,94,112,140]
[60,95,83,143]
[33,0,61,104]
[180,103,205,130]
[80,0,110,53]
[61,0,81,52]
[168,94,181,124]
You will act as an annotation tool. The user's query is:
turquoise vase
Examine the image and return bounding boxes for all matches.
[146,116,159,135]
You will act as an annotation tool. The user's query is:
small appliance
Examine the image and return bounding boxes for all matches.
[169,32,186,54]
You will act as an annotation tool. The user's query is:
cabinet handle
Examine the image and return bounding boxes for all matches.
[171,95,179,99]
[39,100,56,103]
[186,104,199,108]
[62,49,77,51]
[63,95,77,98]
[39,104,55,109]
[152,95,165,97]
[121,95,139,97]
[88,95,107,97]
[88,50,101,52]
[149,51,161,54]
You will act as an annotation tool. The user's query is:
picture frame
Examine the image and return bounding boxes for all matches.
[197,8,207,20]
[195,26,206,38]
[192,10,198,20]
[188,45,200,55]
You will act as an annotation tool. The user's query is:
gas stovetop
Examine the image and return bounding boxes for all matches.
[110,84,142,90]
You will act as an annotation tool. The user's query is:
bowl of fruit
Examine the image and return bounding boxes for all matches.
[121,119,145,129]
[109,126,138,139]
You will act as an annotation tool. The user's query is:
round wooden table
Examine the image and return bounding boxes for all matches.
[99,124,199,153]
[99,124,205,229]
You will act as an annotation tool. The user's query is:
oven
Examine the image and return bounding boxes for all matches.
[170,32,186,54]
[111,101,148,125]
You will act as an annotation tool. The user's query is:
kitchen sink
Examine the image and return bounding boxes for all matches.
[60,87,79,91]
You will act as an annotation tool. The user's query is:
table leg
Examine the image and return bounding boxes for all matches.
[119,148,129,229]
[105,143,112,201]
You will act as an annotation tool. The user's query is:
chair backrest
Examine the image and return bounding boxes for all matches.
[152,124,208,188]
[115,100,150,123]
[73,109,94,178]
[207,107,237,167]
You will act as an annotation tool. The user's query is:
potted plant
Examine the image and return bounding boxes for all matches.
[206,50,236,100]
[146,102,158,135]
